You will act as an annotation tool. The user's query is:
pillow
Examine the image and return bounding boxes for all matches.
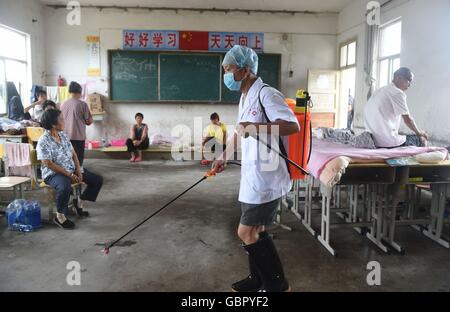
[320,156,351,188]
[414,151,447,164]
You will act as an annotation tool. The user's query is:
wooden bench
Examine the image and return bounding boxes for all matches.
[94,145,237,161]
[97,145,201,161]
[101,145,180,153]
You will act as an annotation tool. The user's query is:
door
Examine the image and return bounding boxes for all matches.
[339,67,356,130]
[307,69,340,128]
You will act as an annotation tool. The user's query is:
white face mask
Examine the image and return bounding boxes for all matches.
[223,68,244,91]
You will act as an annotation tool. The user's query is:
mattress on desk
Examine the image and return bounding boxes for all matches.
[310,139,448,188]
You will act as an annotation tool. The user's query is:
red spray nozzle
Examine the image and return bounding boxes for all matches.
[204,169,217,178]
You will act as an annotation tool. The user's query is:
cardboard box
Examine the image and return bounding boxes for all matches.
[87,93,104,114]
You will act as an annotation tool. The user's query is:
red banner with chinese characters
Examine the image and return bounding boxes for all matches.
[123,30,264,52]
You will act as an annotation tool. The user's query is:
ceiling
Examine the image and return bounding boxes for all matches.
[41,0,353,13]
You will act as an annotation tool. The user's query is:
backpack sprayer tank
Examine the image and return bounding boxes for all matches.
[285,90,312,180]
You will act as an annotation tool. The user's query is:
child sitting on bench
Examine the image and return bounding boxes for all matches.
[126,113,149,162]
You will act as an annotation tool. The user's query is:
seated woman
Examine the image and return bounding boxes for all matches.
[37,109,102,229]
[126,113,149,163]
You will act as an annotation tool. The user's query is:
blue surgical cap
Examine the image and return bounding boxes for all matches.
[222,45,258,75]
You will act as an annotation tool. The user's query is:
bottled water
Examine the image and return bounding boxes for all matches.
[11,223,33,232]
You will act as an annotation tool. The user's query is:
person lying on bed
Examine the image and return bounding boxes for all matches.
[364,67,428,148]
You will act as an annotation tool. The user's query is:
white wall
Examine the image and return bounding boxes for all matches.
[338,0,450,145]
[0,0,46,86]
[43,7,338,141]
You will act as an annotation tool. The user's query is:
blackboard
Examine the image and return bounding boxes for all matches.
[109,50,281,103]
[110,51,158,101]
[159,53,221,101]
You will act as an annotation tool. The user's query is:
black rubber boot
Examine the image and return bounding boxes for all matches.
[231,232,269,292]
[244,233,291,292]
[231,254,262,292]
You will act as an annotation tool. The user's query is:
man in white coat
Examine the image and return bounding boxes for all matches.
[364,67,428,148]
[213,45,299,292]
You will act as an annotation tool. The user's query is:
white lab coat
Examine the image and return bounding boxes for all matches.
[237,78,299,204]
[364,83,410,148]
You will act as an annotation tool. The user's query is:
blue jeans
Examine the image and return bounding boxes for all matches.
[45,174,72,214]
[45,169,103,214]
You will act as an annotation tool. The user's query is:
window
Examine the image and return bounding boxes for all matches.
[0,24,30,114]
[340,40,356,69]
[377,20,402,88]
[339,39,357,129]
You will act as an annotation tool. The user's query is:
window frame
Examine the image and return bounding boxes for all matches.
[0,59,6,115]
[339,39,357,70]
[377,19,402,88]
[0,24,31,115]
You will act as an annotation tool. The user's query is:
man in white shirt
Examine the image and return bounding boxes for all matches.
[213,45,299,292]
[364,67,428,148]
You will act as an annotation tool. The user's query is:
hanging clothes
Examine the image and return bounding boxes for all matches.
[4,142,32,177]
[30,85,43,103]
[6,81,20,104]
[46,86,59,103]
[8,96,25,121]
[58,86,70,103]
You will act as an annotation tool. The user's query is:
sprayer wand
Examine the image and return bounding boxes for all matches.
[255,135,311,176]
[102,169,217,255]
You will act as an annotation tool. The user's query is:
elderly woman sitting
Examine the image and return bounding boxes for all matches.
[37,109,102,229]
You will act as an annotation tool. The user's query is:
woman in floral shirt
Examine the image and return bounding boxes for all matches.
[37,109,102,229]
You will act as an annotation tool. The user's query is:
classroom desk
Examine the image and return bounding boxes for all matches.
[0,134,27,144]
[0,176,31,207]
[289,160,450,256]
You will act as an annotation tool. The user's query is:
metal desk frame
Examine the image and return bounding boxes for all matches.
[288,162,450,256]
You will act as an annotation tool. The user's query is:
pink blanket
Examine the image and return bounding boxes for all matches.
[308,139,448,179]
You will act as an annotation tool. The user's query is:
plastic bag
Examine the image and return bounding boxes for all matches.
[5,199,41,232]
